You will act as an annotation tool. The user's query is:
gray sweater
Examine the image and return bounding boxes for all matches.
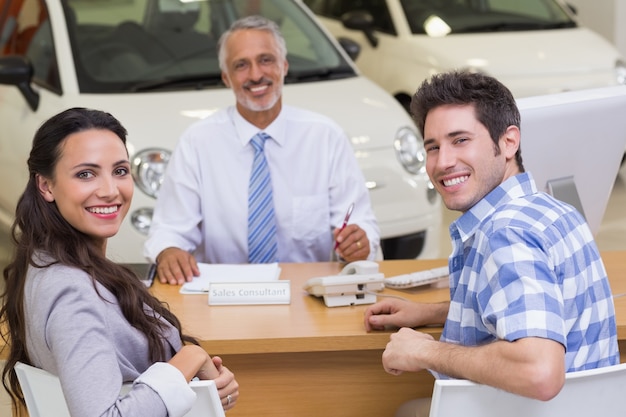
[24,257,196,416]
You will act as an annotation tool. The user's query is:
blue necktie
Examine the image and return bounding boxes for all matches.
[247,132,278,263]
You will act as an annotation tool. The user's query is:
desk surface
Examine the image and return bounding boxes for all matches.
[2,252,621,358]
[150,250,626,356]
[150,258,448,356]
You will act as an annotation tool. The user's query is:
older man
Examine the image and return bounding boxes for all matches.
[144,15,379,285]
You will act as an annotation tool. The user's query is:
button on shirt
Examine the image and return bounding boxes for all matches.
[144,105,380,264]
[439,172,618,378]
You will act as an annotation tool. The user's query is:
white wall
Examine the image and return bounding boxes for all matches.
[615,0,626,58]
[567,0,626,59]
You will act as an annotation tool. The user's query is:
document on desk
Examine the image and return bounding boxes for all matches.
[180,263,281,294]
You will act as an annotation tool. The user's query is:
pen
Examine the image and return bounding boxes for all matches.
[334,202,355,250]
[140,263,157,288]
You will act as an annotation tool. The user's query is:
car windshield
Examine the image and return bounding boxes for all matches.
[63,0,354,93]
[399,0,576,36]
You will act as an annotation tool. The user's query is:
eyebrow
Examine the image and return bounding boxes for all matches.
[71,159,129,170]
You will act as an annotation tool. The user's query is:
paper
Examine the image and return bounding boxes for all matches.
[180,263,281,294]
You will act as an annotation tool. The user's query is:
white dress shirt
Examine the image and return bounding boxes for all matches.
[144,105,380,264]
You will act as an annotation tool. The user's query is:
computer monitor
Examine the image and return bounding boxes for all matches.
[517,85,626,235]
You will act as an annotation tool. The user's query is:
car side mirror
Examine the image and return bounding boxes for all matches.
[0,56,39,111]
[341,10,379,48]
[338,37,361,61]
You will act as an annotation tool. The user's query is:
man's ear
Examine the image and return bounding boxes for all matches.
[36,174,55,202]
[502,125,521,160]
[221,71,230,88]
[282,58,289,75]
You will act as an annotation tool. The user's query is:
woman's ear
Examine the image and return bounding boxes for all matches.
[36,174,55,202]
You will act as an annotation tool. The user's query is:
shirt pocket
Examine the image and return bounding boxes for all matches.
[291,194,330,242]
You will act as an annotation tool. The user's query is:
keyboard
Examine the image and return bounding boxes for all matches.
[384,266,449,289]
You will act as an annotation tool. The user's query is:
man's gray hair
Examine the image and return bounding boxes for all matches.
[218,15,287,72]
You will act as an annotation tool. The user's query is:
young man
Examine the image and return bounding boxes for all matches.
[144,16,379,285]
[364,71,618,416]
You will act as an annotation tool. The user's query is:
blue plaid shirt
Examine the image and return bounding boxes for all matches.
[440,172,618,377]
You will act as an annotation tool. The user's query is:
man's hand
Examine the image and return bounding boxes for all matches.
[382,327,436,375]
[156,247,200,285]
[334,223,370,262]
[364,298,447,331]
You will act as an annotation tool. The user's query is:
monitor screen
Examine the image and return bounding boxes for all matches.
[517,85,626,235]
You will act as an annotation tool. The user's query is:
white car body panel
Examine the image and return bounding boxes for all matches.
[310,0,626,100]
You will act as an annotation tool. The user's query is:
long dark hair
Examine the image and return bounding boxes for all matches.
[0,108,197,414]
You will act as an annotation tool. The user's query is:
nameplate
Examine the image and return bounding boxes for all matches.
[208,281,291,305]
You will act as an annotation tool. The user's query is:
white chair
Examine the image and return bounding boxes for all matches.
[14,362,68,417]
[429,362,626,417]
[14,362,225,417]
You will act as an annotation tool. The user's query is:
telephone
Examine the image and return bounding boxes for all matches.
[303,260,384,307]
[338,260,380,275]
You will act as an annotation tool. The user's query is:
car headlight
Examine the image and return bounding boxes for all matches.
[130,207,154,235]
[394,126,426,175]
[131,148,171,198]
[615,59,626,85]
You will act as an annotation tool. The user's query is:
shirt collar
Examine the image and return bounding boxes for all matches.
[451,172,537,243]
[232,105,288,147]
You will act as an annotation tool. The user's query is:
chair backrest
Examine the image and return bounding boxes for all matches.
[14,362,225,417]
[185,380,226,417]
[429,362,626,417]
[14,362,69,417]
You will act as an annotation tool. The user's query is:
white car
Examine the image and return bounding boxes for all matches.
[0,0,441,263]
[303,0,626,111]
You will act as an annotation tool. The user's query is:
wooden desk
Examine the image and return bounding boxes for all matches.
[147,251,626,417]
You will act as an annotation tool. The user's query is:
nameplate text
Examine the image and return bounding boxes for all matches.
[208,281,291,305]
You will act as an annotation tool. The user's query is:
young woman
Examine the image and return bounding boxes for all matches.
[0,108,239,416]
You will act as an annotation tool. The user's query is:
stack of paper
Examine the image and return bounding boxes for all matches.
[180,263,281,294]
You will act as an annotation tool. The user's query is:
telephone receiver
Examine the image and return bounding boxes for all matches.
[340,260,380,275]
